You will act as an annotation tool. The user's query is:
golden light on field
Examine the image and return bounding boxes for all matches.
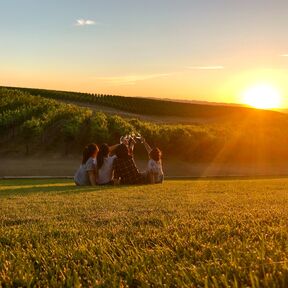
[242,84,282,109]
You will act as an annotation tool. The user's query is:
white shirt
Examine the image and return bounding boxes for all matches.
[97,155,117,185]
[147,159,164,183]
[74,157,96,186]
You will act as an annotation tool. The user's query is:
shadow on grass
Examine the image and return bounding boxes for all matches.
[0,183,123,197]
[0,179,71,187]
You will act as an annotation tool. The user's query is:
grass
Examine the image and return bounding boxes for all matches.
[1,179,288,287]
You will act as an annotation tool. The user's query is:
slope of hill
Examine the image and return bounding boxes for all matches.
[2,87,288,177]
[0,88,225,160]
[1,86,281,121]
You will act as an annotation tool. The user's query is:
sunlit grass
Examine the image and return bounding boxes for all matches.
[1,179,288,287]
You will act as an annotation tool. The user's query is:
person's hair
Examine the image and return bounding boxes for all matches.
[149,148,162,162]
[97,143,110,169]
[82,143,99,165]
[115,144,130,159]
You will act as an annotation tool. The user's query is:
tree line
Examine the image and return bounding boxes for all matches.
[1,86,276,119]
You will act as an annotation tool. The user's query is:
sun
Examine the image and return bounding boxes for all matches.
[241,84,282,109]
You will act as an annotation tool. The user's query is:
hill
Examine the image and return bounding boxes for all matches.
[1,87,288,177]
[1,86,281,122]
[0,88,224,160]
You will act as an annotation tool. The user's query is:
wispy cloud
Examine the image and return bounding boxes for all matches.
[94,73,170,85]
[187,65,224,70]
[280,54,288,57]
[75,19,97,26]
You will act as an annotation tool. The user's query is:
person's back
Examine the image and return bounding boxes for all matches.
[147,159,164,183]
[74,143,98,186]
[74,157,96,186]
[113,156,144,184]
[97,144,118,185]
[113,144,146,185]
[97,155,116,185]
[142,138,164,184]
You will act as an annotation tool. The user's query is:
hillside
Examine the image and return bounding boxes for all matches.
[0,88,225,159]
[1,86,282,122]
[1,87,288,177]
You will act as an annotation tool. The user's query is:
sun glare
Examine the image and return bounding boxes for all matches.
[242,84,282,109]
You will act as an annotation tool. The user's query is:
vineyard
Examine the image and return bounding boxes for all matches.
[1,86,278,119]
[0,88,223,160]
[1,87,288,163]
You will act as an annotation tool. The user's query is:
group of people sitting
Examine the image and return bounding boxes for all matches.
[74,136,164,186]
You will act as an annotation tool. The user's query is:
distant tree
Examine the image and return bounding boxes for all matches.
[90,112,109,143]
[21,118,43,154]
[107,115,134,142]
[61,108,91,155]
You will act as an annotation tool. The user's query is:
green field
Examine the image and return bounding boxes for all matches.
[1,179,288,287]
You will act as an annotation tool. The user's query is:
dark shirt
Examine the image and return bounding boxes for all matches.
[113,156,145,184]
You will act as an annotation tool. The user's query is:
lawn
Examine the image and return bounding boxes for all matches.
[1,179,288,287]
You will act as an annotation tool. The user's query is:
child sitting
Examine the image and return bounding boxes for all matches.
[74,144,98,186]
[142,138,164,184]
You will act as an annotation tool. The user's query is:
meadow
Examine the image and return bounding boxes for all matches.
[1,179,288,287]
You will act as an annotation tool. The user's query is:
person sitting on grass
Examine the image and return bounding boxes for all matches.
[112,143,147,185]
[74,143,98,186]
[96,143,118,185]
[142,138,164,184]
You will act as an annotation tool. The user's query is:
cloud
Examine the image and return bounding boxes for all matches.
[187,65,224,70]
[280,54,288,57]
[94,73,170,85]
[75,19,97,26]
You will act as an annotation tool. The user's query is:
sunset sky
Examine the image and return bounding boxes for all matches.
[1,0,288,106]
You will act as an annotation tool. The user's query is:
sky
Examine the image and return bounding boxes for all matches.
[0,0,288,106]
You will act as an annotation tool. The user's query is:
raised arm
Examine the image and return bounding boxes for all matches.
[109,144,119,153]
[142,137,152,154]
[128,137,136,155]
